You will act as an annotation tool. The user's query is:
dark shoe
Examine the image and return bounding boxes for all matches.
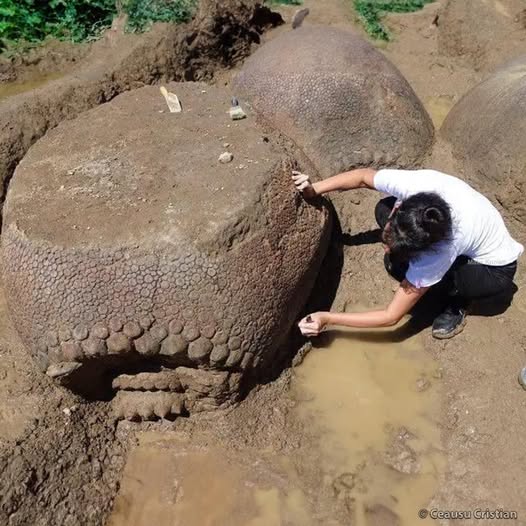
[432,306,467,339]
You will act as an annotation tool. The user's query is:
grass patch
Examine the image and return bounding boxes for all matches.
[354,0,435,40]
[0,0,198,53]
[0,0,116,49]
[125,0,197,33]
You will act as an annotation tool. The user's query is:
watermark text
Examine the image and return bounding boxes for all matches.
[418,508,518,520]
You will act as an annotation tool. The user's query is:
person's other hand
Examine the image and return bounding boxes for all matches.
[292,170,316,199]
[298,312,329,337]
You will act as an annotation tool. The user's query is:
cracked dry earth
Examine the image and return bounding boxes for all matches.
[2,0,526,525]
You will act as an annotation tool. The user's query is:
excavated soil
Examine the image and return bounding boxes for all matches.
[1,0,526,525]
[0,39,91,85]
[0,0,282,208]
[0,279,128,526]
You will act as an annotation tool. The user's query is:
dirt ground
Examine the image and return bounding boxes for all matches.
[0,39,91,84]
[0,0,282,211]
[1,0,526,525]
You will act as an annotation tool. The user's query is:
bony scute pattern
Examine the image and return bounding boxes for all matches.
[442,55,526,224]
[2,82,331,418]
[3,217,322,378]
[234,25,434,177]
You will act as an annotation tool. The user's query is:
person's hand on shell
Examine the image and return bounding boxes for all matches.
[298,312,329,337]
[292,170,317,199]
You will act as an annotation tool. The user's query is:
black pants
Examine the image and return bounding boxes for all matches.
[375,197,518,305]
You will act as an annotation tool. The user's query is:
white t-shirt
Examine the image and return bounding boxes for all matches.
[374,169,524,288]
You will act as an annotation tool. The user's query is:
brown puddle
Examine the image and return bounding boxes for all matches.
[109,324,444,526]
[0,73,64,102]
[425,95,454,129]
[107,432,315,526]
[107,435,248,526]
[292,324,444,525]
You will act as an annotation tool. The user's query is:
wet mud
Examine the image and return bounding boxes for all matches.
[107,328,444,526]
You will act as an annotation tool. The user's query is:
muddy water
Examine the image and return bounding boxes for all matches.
[293,325,444,525]
[0,73,63,102]
[108,436,250,526]
[425,95,455,129]
[109,324,444,526]
[107,432,316,526]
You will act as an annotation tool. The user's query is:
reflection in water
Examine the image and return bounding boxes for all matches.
[108,433,315,526]
[109,436,251,526]
[0,73,64,102]
[293,325,444,526]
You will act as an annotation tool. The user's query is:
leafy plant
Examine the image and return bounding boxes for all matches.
[0,0,116,50]
[0,0,199,52]
[125,0,197,32]
[0,1,50,45]
[52,0,116,42]
[354,0,434,40]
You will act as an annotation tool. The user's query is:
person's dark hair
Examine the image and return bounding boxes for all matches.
[383,192,452,261]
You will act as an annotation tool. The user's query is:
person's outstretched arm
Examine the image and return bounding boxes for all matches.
[298,281,429,337]
[292,168,377,198]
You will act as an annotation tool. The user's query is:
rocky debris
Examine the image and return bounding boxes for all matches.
[62,405,79,417]
[219,151,234,163]
[396,427,416,441]
[0,403,127,526]
[432,367,444,379]
[384,436,421,475]
[292,8,310,29]
[416,376,431,392]
[229,96,247,120]
[229,106,247,120]
[331,472,356,496]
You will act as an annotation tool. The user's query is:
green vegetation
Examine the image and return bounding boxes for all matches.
[125,0,197,32]
[354,0,434,40]
[0,0,116,49]
[0,0,198,52]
